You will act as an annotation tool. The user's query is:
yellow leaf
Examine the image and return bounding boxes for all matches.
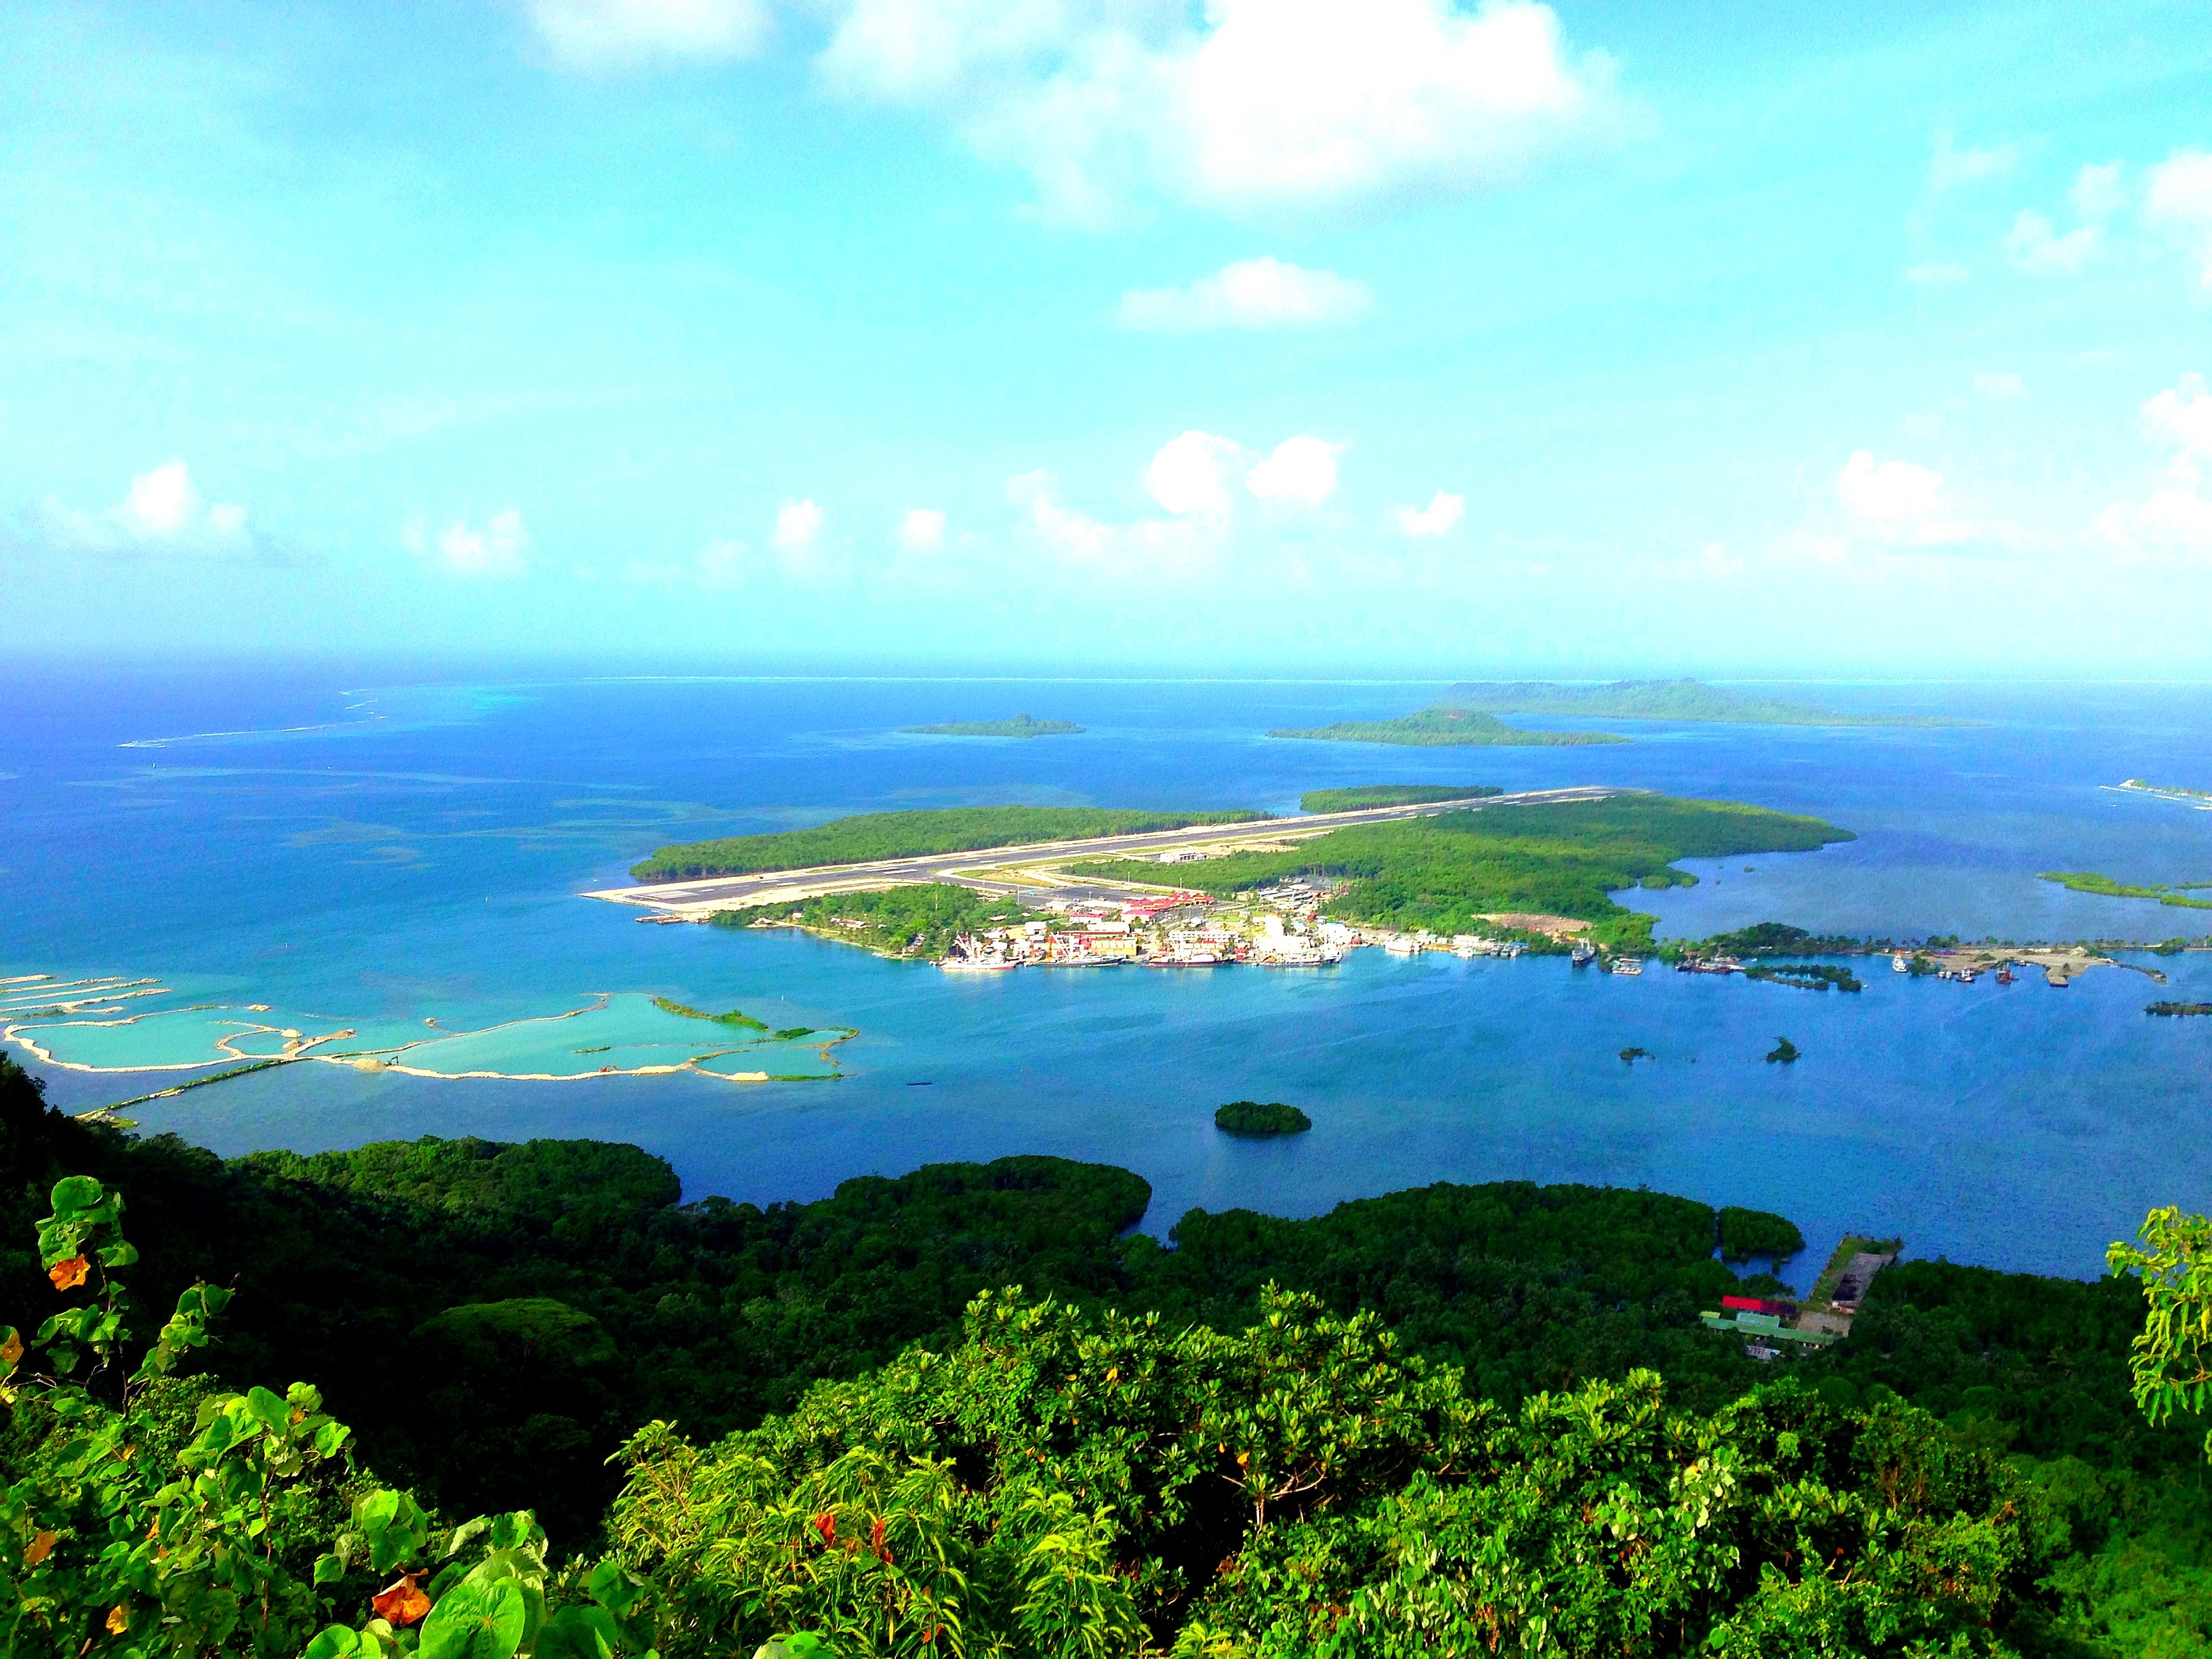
[25,1530,56,1565]
[49,1256,90,1292]
[106,1604,129,1634]
[1,1329,22,1366]
[373,1573,431,1628]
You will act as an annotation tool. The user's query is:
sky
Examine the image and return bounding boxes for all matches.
[3,0,2211,673]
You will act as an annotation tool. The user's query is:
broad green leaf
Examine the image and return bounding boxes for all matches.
[305,1625,363,1659]
[419,1578,529,1659]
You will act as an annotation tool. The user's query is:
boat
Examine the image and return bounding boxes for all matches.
[941,956,1018,972]
[1996,966,2015,984]
[1382,938,1421,955]
[1571,942,1598,967]
[1893,954,1909,972]
[1608,956,1644,977]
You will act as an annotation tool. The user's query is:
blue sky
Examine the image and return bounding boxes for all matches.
[5,0,2211,672]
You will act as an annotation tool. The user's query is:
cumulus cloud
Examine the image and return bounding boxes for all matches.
[409,509,530,579]
[2005,210,2102,276]
[1973,372,2028,401]
[527,0,772,69]
[899,508,947,550]
[27,459,280,562]
[1836,451,1976,546]
[817,0,1617,224]
[1007,468,1221,574]
[2093,373,2212,558]
[1145,431,1243,517]
[773,497,823,551]
[2072,161,2126,218]
[1118,257,1372,331]
[1396,490,1464,537]
[1928,130,2014,193]
[2145,150,2212,287]
[1246,435,1341,507]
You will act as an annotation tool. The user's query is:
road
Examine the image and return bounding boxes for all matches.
[581,785,1628,916]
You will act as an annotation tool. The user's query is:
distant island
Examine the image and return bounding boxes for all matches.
[1269,710,1627,747]
[2039,870,2212,912]
[2116,779,2212,808]
[1434,678,1965,727]
[1214,1100,1312,1137]
[900,714,1084,738]
[1299,784,1503,811]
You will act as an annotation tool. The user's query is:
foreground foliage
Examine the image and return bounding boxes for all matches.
[632,806,1267,882]
[612,1286,2060,1656]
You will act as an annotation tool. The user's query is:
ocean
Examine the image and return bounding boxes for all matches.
[4,665,2211,1282]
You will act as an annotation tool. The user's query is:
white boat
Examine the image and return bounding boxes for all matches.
[1893,954,1909,972]
[941,956,1018,972]
[1383,938,1421,955]
[1571,942,1598,966]
[1608,956,1644,976]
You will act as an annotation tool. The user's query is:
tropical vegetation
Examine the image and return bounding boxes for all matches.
[1065,795,1853,950]
[11,1053,2212,1654]
[1211,1101,1311,1137]
[1296,785,1500,812]
[711,884,1031,960]
[897,716,1084,738]
[2039,870,2212,910]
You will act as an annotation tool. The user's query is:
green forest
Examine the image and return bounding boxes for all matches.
[2039,870,2212,911]
[632,806,1268,882]
[1296,785,1502,812]
[1267,710,1626,747]
[1067,794,1854,949]
[710,884,1029,958]
[5,1052,2211,1656]
[1433,678,1963,728]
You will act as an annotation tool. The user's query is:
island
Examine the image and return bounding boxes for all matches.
[1214,1099,1312,1136]
[2116,779,2212,808]
[1268,709,1627,747]
[1434,677,1965,727]
[2148,1002,2212,1017]
[899,714,1084,738]
[1300,784,1502,811]
[2039,869,2212,911]
[1765,1036,1801,1064]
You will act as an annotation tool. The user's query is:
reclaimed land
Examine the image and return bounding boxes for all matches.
[899,714,1084,737]
[1,1052,2205,1652]
[1436,676,1967,726]
[1298,783,1502,811]
[1064,794,1853,951]
[2040,869,2212,910]
[632,804,1268,881]
[1269,708,1627,746]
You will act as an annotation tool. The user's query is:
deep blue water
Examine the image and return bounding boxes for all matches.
[4,665,2211,1282]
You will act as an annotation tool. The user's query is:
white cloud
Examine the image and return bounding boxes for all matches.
[773,497,823,551]
[1146,431,1243,517]
[1928,130,2014,193]
[1973,372,2028,401]
[817,0,1616,224]
[1396,490,1464,537]
[1904,260,1969,285]
[2072,161,2126,219]
[33,459,259,558]
[412,509,529,579]
[2005,209,2102,276]
[527,0,771,69]
[1117,257,1373,332]
[2095,375,2212,559]
[899,508,947,550]
[2145,150,2212,287]
[1246,435,1341,507]
[1006,468,1221,573]
[1836,451,1975,546]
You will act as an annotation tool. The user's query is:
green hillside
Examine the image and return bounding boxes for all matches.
[1269,708,1627,745]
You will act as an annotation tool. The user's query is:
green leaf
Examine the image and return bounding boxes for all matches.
[305,1626,364,1659]
[97,1240,139,1269]
[314,1553,346,1586]
[245,1385,291,1432]
[48,1175,106,1216]
[584,1561,640,1620]
[536,1605,620,1659]
[419,1579,529,1659]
